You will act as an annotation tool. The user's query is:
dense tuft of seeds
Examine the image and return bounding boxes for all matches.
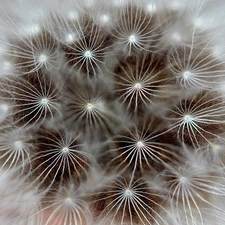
[0,0,225,225]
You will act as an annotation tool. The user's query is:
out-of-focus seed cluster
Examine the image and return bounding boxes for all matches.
[1,0,225,225]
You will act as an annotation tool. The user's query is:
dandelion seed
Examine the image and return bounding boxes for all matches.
[114,54,172,116]
[198,139,225,167]
[167,43,225,89]
[112,5,161,55]
[163,151,225,225]
[63,79,119,136]
[1,29,59,75]
[61,18,113,77]
[0,73,62,127]
[41,183,92,225]
[108,119,178,175]
[94,176,168,225]
[30,128,91,190]
[164,91,225,147]
[0,124,34,175]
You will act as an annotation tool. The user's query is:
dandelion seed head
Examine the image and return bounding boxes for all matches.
[211,46,223,58]
[84,0,95,7]
[1,1,225,224]
[0,103,10,122]
[192,18,204,30]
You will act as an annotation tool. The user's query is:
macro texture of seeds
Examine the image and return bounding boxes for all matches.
[0,1,225,225]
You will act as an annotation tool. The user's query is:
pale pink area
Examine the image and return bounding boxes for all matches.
[41,209,61,225]
[41,208,93,225]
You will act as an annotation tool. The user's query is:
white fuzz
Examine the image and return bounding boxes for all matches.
[112,4,161,55]
[62,25,111,76]
[164,149,225,225]
[0,101,12,123]
[198,138,225,167]
[0,30,59,75]
[114,54,170,114]
[0,170,42,225]
[145,1,157,14]
[109,122,178,176]
[96,176,168,225]
[63,80,121,135]
[42,184,92,225]
[30,130,91,190]
[167,43,225,89]
[0,1,225,225]
[165,92,225,147]
[0,124,34,175]
[0,75,62,127]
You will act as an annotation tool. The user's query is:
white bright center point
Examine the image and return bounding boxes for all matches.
[39,54,47,63]
[147,3,157,13]
[129,35,137,43]
[62,147,69,153]
[125,188,133,196]
[211,143,221,152]
[100,14,110,23]
[87,103,93,110]
[14,141,23,150]
[212,47,222,58]
[193,18,204,29]
[0,104,8,113]
[184,114,193,122]
[3,61,11,72]
[66,34,75,43]
[84,50,92,58]
[171,32,182,42]
[41,98,49,105]
[68,11,78,20]
[134,83,142,90]
[27,25,41,35]
[65,197,72,203]
[137,141,144,148]
[183,71,193,79]
[179,176,187,183]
